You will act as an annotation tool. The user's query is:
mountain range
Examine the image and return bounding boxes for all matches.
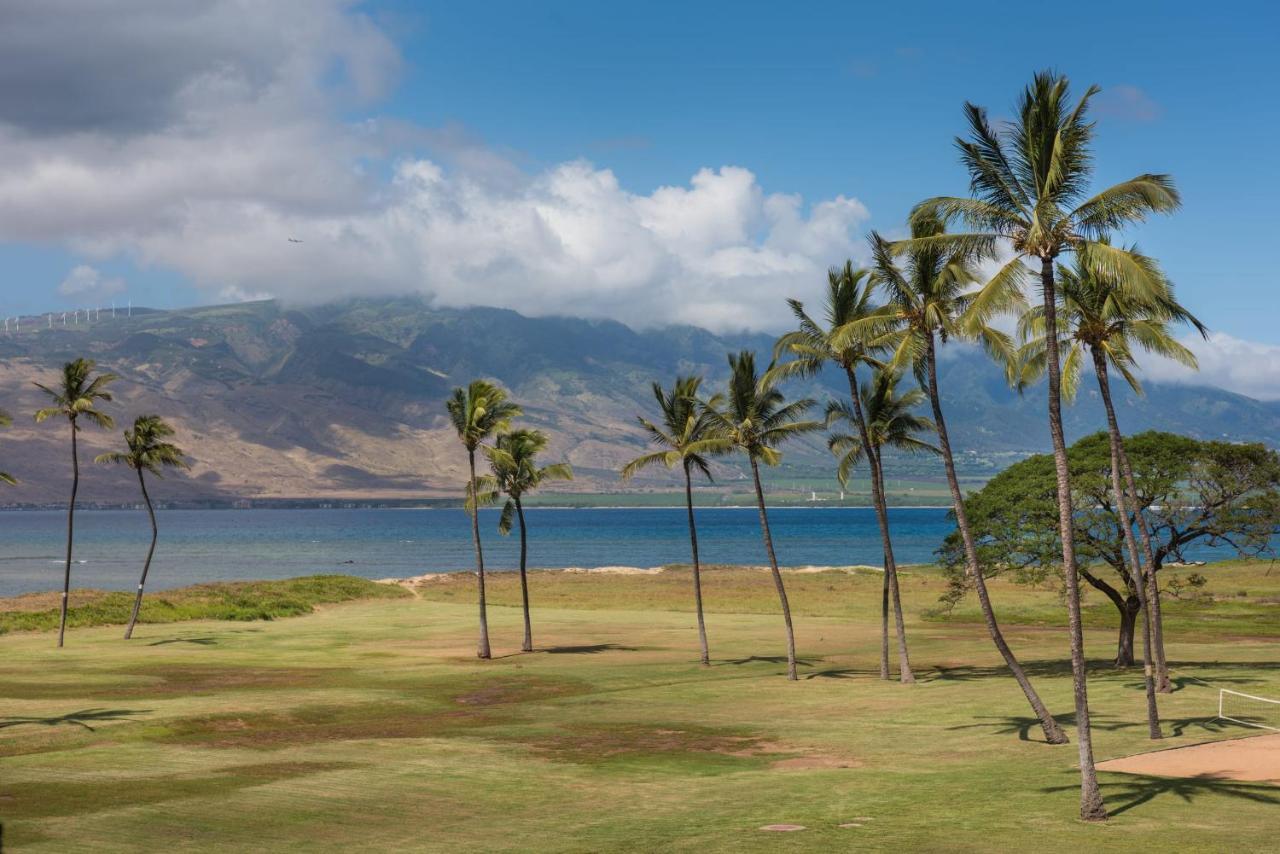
[0,297,1274,506]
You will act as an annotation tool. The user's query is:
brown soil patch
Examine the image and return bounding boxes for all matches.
[760,824,806,831]
[1098,732,1280,784]
[770,754,862,770]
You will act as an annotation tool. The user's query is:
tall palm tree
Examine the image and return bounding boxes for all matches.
[34,358,117,648]
[704,351,821,681]
[868,220,1069,747]
[447,380,521,659]
[826,368,937,682]
[1019,246,1205,734]
[479,428,573,653]
[771,262,914,682]
[621,376,729,665]
[95,415,188,640]
[911,71,1180,821]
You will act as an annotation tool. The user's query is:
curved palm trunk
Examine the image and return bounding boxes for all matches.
[684,463,710,666]
[469,450,491,659]
[1113,426,1172,691]
[515,495,532,652]
[924,333,1068,744]
[1040,258,1106,821]
[750,457,797,680]
[1093,351,1161,738]
[57,419,79,649]
[844,366,913,682]
[124,468,159,640]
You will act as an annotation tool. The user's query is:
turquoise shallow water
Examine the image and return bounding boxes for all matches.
[0,506,1253,597]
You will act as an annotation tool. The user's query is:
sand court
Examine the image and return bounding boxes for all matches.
[1098,733,1280,785]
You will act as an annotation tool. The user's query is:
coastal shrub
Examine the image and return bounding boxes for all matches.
[0,574,409,634]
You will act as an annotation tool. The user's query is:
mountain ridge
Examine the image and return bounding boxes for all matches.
[0,296,1273,505]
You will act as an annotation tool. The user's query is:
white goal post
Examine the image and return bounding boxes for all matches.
[1217,689,1280,732]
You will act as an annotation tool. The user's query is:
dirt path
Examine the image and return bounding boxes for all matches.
[1098,733,1280,784]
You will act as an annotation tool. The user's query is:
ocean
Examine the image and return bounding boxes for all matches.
[0,505,1251,598]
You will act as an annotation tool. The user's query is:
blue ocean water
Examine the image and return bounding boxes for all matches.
[0,506,1256,598]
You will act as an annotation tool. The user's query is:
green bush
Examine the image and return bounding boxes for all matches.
[0,575,410,634]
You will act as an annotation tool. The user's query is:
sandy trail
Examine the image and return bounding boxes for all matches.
[1098,732,1280,784]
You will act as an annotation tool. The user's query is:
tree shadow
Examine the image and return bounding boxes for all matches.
[947,711,1134,742]
[147,636,220,647]
[717,655,821,667]
[1044,773,1280,817]
[1161,716,1256,738]
[540,644,639,655]
[804,666,882,680]
[0,708,153,732]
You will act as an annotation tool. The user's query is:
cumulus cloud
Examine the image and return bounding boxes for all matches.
[57,264,125,299]
[1144,332,1280,401]
[0,0,868,332]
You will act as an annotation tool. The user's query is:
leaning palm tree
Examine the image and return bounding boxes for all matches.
[826,368,937,682]
[704,351,821,681]
[910,71,1180,821]
[34,358,118,648]
[479,429,573,652]
[1019,246,1206,736]
[95,415,188,640]
[621,376,729,665]
[447,381,522,659]
[868,220,1069,747]
[771,262,914,681]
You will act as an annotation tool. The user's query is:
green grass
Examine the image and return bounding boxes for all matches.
[0,562,1276,852]
[0,575,409,634]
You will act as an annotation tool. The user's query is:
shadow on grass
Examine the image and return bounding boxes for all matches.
[0,708,153,731]
[717,655,821,668]
[949,712,1255,742]
[147,636,220,647]
[541,644,639,655]
[1044,773,1280,816]
[803,666,881,680]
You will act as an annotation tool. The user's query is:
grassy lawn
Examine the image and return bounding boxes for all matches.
[1,562,1277,852]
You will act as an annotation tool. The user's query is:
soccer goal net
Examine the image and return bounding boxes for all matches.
[1218,689,1280,732]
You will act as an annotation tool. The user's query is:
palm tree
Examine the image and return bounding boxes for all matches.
[95,415,188,640]
[621,376,728,665]
[868,220,1069,747]
[479,429,573,653]
[826,368,937,682]
[911,72,1180,821]
[34,358,118,648]
[771,262,915,682]
[447,380,522,659]
[1019,246,1205,735]
[704,351,822,680]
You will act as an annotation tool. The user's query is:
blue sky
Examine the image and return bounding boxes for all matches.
[0,1,1277,383]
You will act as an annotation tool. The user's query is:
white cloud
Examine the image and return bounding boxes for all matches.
[0,1,869,332]
[1093,84,1162,123]
[57,264,125,299]
[1144,332,1280,401]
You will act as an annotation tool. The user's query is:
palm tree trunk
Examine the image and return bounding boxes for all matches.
[873,449,914,684]
[1113,428,1172,692]
[124,468,159,641]
[58,418,79,649]
[750,457,797,681]
[1093,350,1161,738]
[924,332,1068,744]
[844,367,913,682]
[684,463,710,666]
[470,450,491,659]
[1040,256,1106,821]
[516,495,532,653]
